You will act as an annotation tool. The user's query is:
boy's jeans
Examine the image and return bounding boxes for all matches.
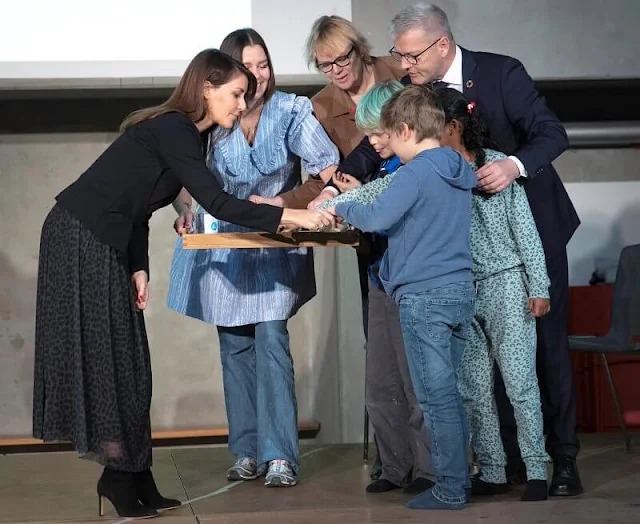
[397,281,475,505]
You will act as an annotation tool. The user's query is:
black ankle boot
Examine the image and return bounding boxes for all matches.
[97,468,157,518]
[135,469,182,510]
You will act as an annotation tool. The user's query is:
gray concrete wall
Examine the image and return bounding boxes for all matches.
[353,0,640,79]
[2,133,639,440]
[0,131,365,441]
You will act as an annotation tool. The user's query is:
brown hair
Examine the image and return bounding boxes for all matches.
[305,15,373,69]
[119,49,256,131]
[380,84,444,142]
[220,28,276,104]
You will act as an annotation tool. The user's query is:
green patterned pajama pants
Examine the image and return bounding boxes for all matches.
[458,269,550,483]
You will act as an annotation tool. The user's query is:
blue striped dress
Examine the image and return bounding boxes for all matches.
[167,91,340,326]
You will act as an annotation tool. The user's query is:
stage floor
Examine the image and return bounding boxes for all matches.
[1,433,639,524]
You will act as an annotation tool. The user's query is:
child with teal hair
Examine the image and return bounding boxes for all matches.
[316,81,404,209]
[328,80,436,495]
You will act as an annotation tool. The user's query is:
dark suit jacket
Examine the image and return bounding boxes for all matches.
[339,48,580,259]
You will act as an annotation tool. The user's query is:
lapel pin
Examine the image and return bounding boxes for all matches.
[466,79,474,89]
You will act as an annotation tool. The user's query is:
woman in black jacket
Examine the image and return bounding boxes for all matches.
[32,48,333,519]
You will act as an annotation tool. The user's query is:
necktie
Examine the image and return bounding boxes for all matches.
[429,80,448,90]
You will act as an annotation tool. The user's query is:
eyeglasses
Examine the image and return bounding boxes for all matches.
[389,37,442,65]
[316,46,355,73]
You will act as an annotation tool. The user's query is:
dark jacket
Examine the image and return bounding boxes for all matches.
[339,48,580,258]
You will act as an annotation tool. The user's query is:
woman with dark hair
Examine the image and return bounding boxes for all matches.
[436,88,552,502]
[168,29,340,488]
[32,49,333,519]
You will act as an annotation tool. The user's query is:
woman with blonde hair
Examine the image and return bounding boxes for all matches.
[249,15,412,488]
[255,15,404,209]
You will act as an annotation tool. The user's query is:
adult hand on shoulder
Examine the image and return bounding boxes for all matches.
[132,270,149,311]
[529,297,550,317]
[476,158,520,193]
[307,189,335,210]
[174,208,194,236]
[333,172,362,192]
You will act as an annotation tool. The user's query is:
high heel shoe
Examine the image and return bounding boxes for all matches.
[135,469,182,511]
[97,468,158,518]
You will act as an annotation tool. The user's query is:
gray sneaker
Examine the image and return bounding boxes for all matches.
[265,460,297,487]
[226,457,258,481]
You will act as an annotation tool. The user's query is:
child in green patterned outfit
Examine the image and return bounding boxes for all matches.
[435,88,551,502]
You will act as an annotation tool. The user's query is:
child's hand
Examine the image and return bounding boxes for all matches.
[325,206,344,224]
[529,297,550,317]
[249,194,285,207]
[307,190,335,209]
[333,172,362,192]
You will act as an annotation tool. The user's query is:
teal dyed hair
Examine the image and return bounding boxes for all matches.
[355,80,405,131]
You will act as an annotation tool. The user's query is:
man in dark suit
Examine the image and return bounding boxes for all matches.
[334,2,583,497]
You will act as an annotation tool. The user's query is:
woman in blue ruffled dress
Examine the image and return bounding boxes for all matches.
[167,29,339,488]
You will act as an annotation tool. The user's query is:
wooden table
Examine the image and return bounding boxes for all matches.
[182,229,360,249]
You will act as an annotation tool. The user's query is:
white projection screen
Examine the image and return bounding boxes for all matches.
[0,1,251,78]
[0,0,352,82]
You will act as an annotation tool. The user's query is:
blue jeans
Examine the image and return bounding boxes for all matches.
[397,282,475,505]
[217,320,299,473]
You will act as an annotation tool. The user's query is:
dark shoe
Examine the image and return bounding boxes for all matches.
[370,455,382,480]
[135,469,182,511]
[97,468,157,518]
[521,479,548,501]
[549,456,583,497]
[403,477,435,494]
[366,479,401,493]
[507,470,528,486]
[506,458,528,486]
[471,478,509,496]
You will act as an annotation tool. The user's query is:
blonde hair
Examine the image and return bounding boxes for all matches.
[305,15,372,69]
[380,84,444,142]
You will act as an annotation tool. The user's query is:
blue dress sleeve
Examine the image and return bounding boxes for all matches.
[286,97,339,175]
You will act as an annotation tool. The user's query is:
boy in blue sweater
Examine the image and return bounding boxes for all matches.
[328,85,477,510]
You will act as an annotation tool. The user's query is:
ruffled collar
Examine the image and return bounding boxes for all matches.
[215,91,297,176]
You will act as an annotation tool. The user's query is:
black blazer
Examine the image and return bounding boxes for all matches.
[56,112,283,277]
[339,48,580,259]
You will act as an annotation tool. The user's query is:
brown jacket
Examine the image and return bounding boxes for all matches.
[311,56,405,158]
[281,56,404,209]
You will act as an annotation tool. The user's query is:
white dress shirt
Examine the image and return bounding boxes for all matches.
[439,46,528,177]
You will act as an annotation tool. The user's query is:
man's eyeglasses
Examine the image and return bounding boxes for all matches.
[389,37,442,65]
[316,46,355,73]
